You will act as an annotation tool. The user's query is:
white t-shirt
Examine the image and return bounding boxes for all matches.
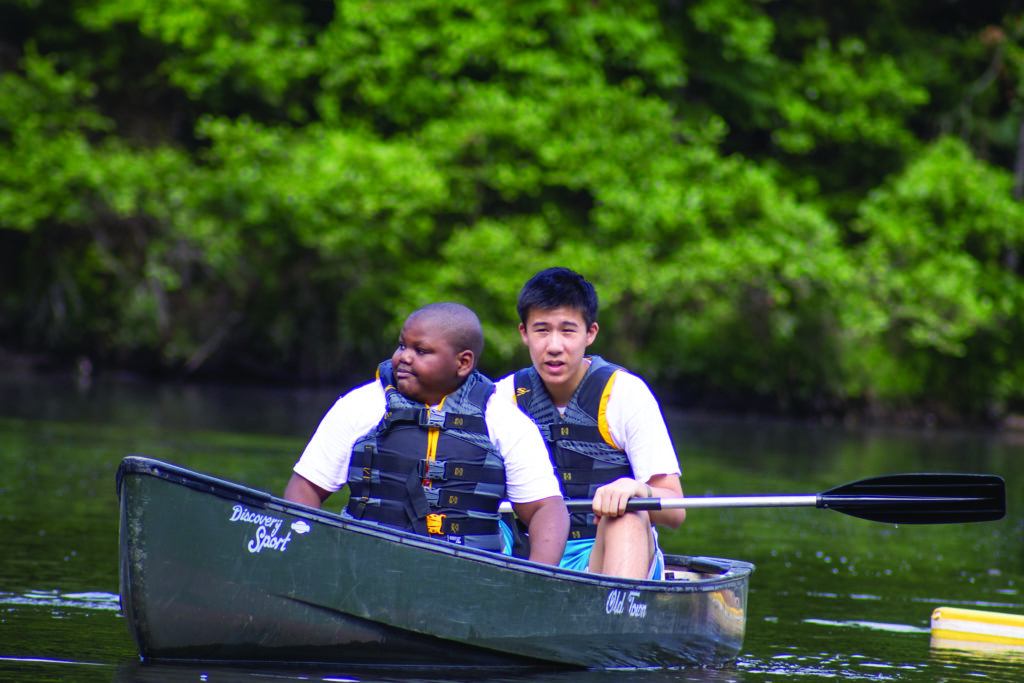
[294,380,563,504]
[494,367,681,484]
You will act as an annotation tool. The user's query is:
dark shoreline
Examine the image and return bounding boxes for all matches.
[4,349,1023,435]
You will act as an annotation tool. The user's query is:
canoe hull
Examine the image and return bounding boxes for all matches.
[117,456,753,669]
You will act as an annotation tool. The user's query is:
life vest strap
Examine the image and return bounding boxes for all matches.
[542,423,604,443]
[349,496,404,521]
[352,450,502,485]
[417,458,505,485]
[422,486,501,513]
[557,465,633,487]
[384,407,487,434]
[352,444,377,504]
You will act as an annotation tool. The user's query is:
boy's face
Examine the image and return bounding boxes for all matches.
[392,314,472,406]
[519,306,598,402]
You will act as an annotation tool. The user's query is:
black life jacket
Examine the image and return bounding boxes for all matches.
[347,360,507,551]
[513,356,634,540]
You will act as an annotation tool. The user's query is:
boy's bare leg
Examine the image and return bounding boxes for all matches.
[588,511,655,578]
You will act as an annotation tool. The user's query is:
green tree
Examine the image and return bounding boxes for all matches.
[2,0,1024,422]
[846,137,1024,417]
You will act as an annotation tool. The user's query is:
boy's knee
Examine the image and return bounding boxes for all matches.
[600,510,650,537]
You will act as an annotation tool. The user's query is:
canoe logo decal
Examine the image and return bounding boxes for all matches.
[228,505,294,554]
[606,589,647,618]
[291,520,311,534]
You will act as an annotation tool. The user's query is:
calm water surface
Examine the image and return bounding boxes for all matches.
[1,374,1022,682]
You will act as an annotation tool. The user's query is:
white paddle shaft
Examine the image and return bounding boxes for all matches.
[498,495,820,515]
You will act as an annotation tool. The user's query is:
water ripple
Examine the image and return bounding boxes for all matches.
[804,618,931,634]
[0,589,121,611]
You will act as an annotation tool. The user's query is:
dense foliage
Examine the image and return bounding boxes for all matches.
[2,1,1023,423]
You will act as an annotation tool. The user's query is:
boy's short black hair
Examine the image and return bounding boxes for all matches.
[410,302,485,368]
[516,267,599,327]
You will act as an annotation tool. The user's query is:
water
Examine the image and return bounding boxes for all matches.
[1,374,1022,681]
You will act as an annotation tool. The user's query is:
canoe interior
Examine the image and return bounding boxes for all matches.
[117,455,754,669]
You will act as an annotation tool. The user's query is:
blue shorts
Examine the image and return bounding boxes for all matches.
[559,537,595,571]
[559,536,665,580]
[498,519,514,556]
[502,522,665,580]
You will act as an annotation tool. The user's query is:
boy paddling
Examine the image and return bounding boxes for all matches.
[285,302,568,565]
[496,268,685,578]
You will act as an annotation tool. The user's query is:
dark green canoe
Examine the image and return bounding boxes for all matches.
[116,456,754,670]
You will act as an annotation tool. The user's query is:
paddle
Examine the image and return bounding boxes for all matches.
[501,473,1005,525]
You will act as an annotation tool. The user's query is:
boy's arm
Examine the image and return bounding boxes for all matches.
[287,381,385,508]
[592,473,686,528]
[604,372,686,527]
[645,473,685,527]
[512,496,569,565]
[284,473,332,509]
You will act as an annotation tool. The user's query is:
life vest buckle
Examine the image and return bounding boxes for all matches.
[418,459,447,480]
[423,486,441,506]
[418,408,446,428]
[426,513,445,535]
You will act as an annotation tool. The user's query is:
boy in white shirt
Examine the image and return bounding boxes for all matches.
[286,302,568,565]
[495,268,685,578]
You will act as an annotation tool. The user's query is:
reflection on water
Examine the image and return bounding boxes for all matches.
[0,590,121,612]
[803,618,930,634]
[0,374,340,437]
[108,661,754,683]
[102,646,1024,683]
[1,375,1023,682]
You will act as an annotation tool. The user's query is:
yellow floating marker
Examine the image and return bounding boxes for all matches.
[931,606,1024,649]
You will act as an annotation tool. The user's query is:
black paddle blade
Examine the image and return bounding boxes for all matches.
[817,473,1006,524]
